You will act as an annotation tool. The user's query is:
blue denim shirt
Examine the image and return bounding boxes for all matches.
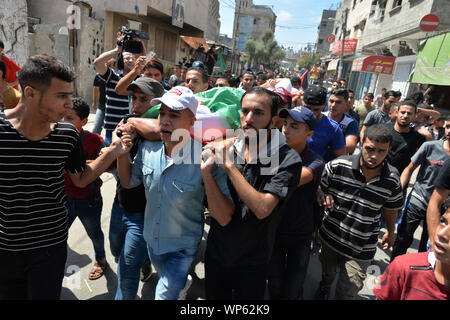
[130,138,231,255]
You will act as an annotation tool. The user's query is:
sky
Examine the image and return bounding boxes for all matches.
[218,0,340,51]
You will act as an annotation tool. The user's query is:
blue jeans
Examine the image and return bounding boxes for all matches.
[66,195,105,262]
[92,108,105,135]
[268,235,312,300]
[109,200,149,300]
[148,245,198,300]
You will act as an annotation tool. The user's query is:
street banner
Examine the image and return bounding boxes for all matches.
[172,0,184,28]
[331,39,357,55]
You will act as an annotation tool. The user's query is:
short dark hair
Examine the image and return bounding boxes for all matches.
[365,93,374,100]
[71,97,90,120]
[291,76,301,86]
[241,86,281,118]
[241,70,255,79]
[144,58,164,75]
[363,124,392,146]
[188,66,208,83]
[399,99,417,113]
[384,90,397,99]
[0,60,6,80]
[330,88,349,101]
[17,54,75,92]
[216,74,230,83]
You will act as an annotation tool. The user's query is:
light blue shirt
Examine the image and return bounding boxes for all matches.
[130,137,231,255]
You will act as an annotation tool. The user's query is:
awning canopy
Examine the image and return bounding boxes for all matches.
[327,59,339,71]
[180,36,209,51]
[410,32,450,86]
[351,55,396,75]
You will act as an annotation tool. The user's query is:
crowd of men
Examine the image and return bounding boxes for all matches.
[0,37,449,301]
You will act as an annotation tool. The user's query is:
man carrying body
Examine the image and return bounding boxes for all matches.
[268,106,325,300]
[117,86,233,300]
[315,124,403,300]
[203,87,302,300]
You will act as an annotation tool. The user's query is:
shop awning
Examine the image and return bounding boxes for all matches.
[410,32,450,86]
[180,36,209,51]
[327,59,339,71]
[351,55,396,75]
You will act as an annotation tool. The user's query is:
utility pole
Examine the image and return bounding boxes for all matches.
[337,8,348,80]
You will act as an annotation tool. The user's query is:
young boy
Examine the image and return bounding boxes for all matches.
[63,97,107,280]
[374,200,450,300]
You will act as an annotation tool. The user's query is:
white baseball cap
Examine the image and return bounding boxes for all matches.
[150,86,198,115]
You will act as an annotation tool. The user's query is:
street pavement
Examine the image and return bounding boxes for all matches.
[60,112,424,300]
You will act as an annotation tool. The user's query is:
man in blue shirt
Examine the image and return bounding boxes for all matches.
[116,86,234,300]
[303,85,346,161]
[325,88,359,160]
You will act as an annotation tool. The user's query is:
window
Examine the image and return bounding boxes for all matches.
[318,39,323,44]
[369,0,377,16]
[392,0,402,8]
[352,0,357,9]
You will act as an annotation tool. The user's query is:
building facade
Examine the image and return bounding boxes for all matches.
[325,0,450,107]
[315,9,337,57]
[205,0,220,42]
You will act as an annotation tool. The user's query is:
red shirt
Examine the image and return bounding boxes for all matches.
[1,55,20,90]
[373,252,450,300]
[64,130,104,200]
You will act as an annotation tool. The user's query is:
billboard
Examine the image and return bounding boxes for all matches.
[237,16,254,51]
[172,0,184,28]
[331,39,357,55]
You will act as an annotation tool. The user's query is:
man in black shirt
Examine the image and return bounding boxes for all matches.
[387,100,431,175]
[204,87,302,300]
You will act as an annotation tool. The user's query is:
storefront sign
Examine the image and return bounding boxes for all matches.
[331,39,357,55]
[352,56,396,75]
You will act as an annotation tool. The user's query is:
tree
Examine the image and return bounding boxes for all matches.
[245,30,285,70]
[297,53,320,70]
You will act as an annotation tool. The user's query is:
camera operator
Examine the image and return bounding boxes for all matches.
[93,34,145,146]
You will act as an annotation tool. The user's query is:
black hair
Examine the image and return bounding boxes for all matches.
[365,92,374,100]
[0,40,4,49]
[241,86,281,118]
[71,97,90,120]
[17,54,75,93]
[363,124,392,146]
[330,88,349,101]
[384,90,397,99]
[188,66,208,83]
[241,70,255,79]
[0,60,6,80]
[399,99,417,113]
[291,76,301,86]
[228,76,240,88]
[216,74,230,82]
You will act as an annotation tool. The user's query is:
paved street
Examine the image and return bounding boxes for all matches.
[61,112,424,300]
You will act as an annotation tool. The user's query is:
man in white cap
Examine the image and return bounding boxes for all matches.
[116,86,234,300]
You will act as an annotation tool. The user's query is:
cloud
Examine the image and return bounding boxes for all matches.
[277,10,293,22]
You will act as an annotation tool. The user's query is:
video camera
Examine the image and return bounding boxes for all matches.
[117,22,149,54]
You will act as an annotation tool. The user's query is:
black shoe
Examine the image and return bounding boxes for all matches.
[140,261,153,282]
[314,284,330,300]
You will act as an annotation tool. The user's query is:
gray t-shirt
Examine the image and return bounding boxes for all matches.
[363,108,390,127]
[409,140,450,210]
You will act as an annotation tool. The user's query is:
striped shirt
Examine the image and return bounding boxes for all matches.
[0,112,86,252]
[318,155,403,262]
[98,67,130,131]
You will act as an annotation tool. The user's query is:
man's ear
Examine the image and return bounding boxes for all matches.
[81,118,88,127]
[307,129,314,140]
[23,86,37,100]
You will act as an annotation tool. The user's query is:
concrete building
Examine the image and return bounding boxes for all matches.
[326,0,450,105]
[205,0,220,42]
[315,9,337,57]
[230,0,276,73]
[1,0,210,106]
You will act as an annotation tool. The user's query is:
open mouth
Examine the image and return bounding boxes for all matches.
[434,242,447,255]
[160,128,172,136]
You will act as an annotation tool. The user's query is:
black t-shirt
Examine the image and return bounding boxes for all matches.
[277,147,325,238]
[93,74,106,111]
[114,137,146,213]
[206,136,302,267]
[387,123,426,174]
